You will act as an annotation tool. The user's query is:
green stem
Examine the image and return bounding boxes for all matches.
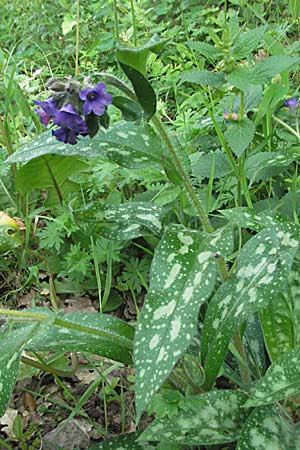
[273,115,300,140]
[233,331,251,386]
[130,0,137,46]
[75,0,80,76]
[21,355,76,378]
[113,0,120,43]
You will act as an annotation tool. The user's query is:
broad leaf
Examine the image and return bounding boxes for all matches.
[201,223,300,390]
[236,405,294,449]
[112,96,142,122]
[224,117,255,156]
[0,323,42,415]
[190,150,231,179]
[139,390,248,445]
[26,311,134,364]
[232,26,267,59]
[185,41,220,61]
[252,56,300,84]
[245,346,300,407]
[260,292,295,362]
[134,225,233,419]
[179,69,225,87]
[245,151,294,183]
[219,207,285,231]
[255,82,288,124]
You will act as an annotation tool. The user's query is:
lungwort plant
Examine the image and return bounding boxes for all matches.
[3,17,300,449]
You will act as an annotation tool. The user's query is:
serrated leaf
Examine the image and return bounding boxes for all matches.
[26,311,134,364]
[232,26,267,59]
[134,225,234,419]
[224,118,255,156]
[201,223,300,390]
[139,390,248,445]
[101,202,165,239]
[190,150,231,179]
[252,56,300,84]
[260,292,294,362]
[245,346,300,407]
[185,41,220,60]
[226,67,254,91]
[179,69,225,87]
[0,323,41,416]
[88,431,153,449]
[7,122,174,173]
[236,405,293,449]
[245,151,294,182]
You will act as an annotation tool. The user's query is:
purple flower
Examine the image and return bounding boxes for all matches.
[53,103,88,133]
[34,97,57,126]
[52,127,79,145]
[79,82,112,116]
[285,97,299,112]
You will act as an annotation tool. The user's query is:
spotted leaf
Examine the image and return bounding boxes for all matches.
[7,122,176,175]
[260,292,295,362]
[0,323,42,416]
[138,390,248,445]
[88,431,154,449]
[201,223,300,390]
[245,346,300,407]
[219,207,285,231]
[236,405,294,449]
[134,225,234,420]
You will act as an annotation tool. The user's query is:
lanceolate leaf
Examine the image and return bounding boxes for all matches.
[236,405,293,449]
[201,223,300,390]
[245,346,300,407]
[139,390,249,445]
[24,311,134,365]
[260,292,295,362]
[179,69,225,87]
[232,26,267,59]
[134,225,234,420]
[0,323,42,416]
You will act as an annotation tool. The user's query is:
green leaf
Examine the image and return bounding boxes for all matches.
[245,346,300,407]
[139,390,248,445]
[219,207,285,231]
[15,154,88,203]
[185,41,220,61]
[100,202,165,240]
[179,69,226,87]
[226,67,254,91]
[245,151,294,182]
[252,56,300,84]
[236,405,293,449]
[224,117,255,156]
[134,225,234,419]
[260,292,295,362]
[201,223,300,390]
[8,122,174,173]
[61,14,76,35]
[255,82,288,124]
[119,62,157,118]
[0,323,41,416]
[88,431,154,449]
[26,311,134,364]
[232,26,267,59]
[112,96,142,122]
[116,34,168,75]
[190,150,231,179]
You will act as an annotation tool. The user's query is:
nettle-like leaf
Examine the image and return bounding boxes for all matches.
[260,292,295,362]
[139,390,248,445]
[88,431,154,449]
[201,223,300,390]
[245,346,300,407]
[134,224,234,419]
[252,56,300,84]
[224,117,255,157]
[7,122,174,173]
[0,323,42,415]
[26,311,134,364]
[231,25,267,60]
[236,405,293,449]
[179,69,226,87]
[185,41,221,61]
[190,150,231,179]
[101,202,165,240]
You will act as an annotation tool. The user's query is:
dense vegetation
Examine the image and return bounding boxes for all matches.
[1,0,300,448]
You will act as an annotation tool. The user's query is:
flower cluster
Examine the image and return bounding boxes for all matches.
[223,110,239,121]
[34,79,112,144]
